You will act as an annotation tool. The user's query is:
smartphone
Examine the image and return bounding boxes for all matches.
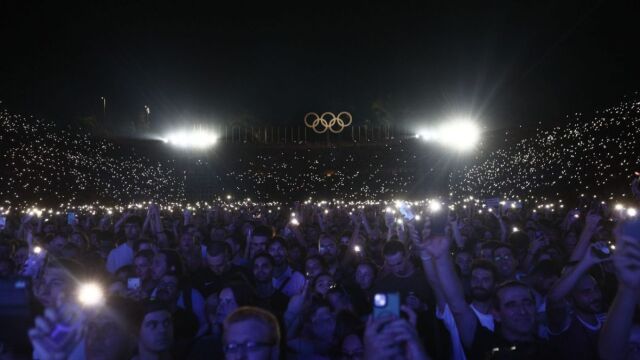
[67,212,76,225]
[591,242,612,259]
[373,292,400,319]
[397,202,415,221]
[127,277,141,290]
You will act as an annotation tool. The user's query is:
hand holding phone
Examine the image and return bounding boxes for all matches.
[373,293,400,319]
[28,294,85,358]
[397,202,415,221]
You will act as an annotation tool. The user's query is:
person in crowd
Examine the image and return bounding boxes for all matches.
[546,241,609,359]
[268,237,305,297]
[107,215,142,273]
[133,301,174,360]
[193,240,250,298]
[251,252,290,318]
[304,254,327,279]
[492,243,520,281]
[222,306,281,360]
[249,226,273,260]
[372,240,434,311]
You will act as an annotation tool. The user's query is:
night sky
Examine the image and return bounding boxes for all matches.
[1,1,639,133]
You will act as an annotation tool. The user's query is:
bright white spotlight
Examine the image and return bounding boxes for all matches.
[78,282,104,306]
[437,120,480,151]
[628,208,638,217]
[416,118,480,151]
[429,200,442,213]
[164,128,218,149]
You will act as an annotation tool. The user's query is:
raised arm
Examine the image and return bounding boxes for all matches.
[546,242,606,332]
[599,230,640,360]
[426,235,479,349]
[570,211,601,262]
[408,221,446,312]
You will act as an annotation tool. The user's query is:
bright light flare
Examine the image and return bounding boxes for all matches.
[628,208,638,217]
[417,118,481,151]
[77,283,104,306]
[428,200,442,213]
[162,128,218,149]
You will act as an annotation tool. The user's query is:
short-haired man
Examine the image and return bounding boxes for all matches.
[249,226,273,260]
[133,301,174,360]
[546,243,608,359]
[267,237,305,297]
[422,235,549,359]
[492,243,520,281]
[372,240,434,312]
[107,215,142,273]
[223,307,280,360]
[252,253,289,318]
[194,241,250,297]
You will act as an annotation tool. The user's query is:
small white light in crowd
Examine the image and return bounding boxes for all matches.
[415,215,421,221]
[429,201,442,213]
[226,195,232,200]
[396,218,403,225]
[33,246,42,254]
[615,204,624,211]
[513,227,519,232]
[574,214,580,219]
[78,283,104,306]
[610,244,616,250]
[628,208,638,217]
[290,218,300,226]
[324,209,329,214]
[291,212,296,217]
[354,245,361,253]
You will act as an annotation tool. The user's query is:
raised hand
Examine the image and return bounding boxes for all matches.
[28,298,85,360]
[585,211,602,231]
[423,235,451,260]
[613,228,640,290]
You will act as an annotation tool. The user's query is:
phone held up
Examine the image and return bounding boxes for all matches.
[373,292,400,319]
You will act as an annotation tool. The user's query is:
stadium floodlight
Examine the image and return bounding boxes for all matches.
[162,128,218,149]
[416,117,481,151]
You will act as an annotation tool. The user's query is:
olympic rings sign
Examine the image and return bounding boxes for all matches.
[304,112,353,134]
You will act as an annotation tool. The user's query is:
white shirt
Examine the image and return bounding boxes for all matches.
[436,303,494,360]
[272,266,305,297]
[106,242,134,274]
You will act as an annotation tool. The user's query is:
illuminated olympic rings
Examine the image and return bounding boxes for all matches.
[304,112,353,134]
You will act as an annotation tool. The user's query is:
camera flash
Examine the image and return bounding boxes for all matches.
[78,283,104,307]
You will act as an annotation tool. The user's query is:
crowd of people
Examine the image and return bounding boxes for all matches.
[0,107,184,207]
[0,177,638,359]
[451,96,640,203]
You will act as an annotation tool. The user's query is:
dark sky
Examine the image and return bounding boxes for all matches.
[1,1,639,132]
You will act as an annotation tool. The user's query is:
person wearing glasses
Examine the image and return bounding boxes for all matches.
[223,306,280,360]
[492,244,520,282]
